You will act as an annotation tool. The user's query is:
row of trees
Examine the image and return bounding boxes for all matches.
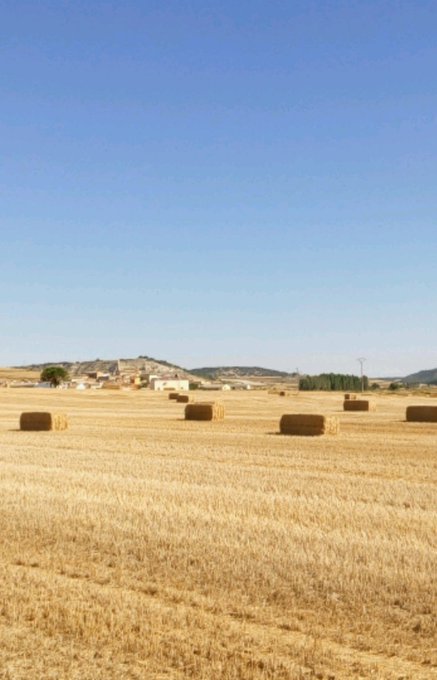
[299,373,368,391]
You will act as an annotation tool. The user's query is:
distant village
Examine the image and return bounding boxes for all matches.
[0,358,260,392]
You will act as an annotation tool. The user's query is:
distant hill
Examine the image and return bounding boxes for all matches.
[15,356,195,379]
[190,366,293,380]
[403,367,437,385]
[10,358,294,382]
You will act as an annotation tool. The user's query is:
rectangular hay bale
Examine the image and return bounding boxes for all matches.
[168,392,179,400]
[343,400,374,411]
[406,405,437,422]
[280,414,339,436]
[344,393,357,400]
[176,394,192,403]
[20,412,68,431]
[185,402,225,421]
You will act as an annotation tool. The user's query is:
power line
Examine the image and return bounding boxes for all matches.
[357,357,366,392]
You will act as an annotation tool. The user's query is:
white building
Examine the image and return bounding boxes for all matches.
[150,378,189,391]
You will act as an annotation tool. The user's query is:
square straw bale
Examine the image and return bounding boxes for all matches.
[343,400,375,411]
[176,394,192,403]
[279,414,339,436]
[406,405,437,422]
[185,402,225,421]
[20,412,69,431]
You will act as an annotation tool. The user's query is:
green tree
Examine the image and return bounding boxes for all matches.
[40,366,70,387]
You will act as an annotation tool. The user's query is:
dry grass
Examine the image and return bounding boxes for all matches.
[0,368,40,383]
[0,389,436,679]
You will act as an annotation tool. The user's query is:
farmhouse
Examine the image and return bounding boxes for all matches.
[150,377,189,391]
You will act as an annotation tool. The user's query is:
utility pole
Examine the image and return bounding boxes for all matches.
[357,357,366,392]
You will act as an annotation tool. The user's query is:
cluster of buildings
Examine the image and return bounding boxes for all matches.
[3,372,255,391]
[70,370,191,392]
[2,358,261,391]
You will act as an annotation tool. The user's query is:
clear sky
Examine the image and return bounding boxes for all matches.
[1,0,436,376]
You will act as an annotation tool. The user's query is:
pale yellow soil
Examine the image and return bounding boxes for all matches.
[0,389,435,679]
[0,369,40,382]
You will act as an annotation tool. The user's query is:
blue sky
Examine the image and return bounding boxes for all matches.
[1,0,436,376]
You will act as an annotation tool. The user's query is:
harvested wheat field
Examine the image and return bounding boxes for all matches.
[0,389,436,679]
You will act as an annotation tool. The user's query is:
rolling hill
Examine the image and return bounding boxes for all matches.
[14,356,194,379]
[189,366,294,380]
[403,367,437,385]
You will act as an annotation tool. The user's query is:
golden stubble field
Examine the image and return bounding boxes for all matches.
[0,388,435,679]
